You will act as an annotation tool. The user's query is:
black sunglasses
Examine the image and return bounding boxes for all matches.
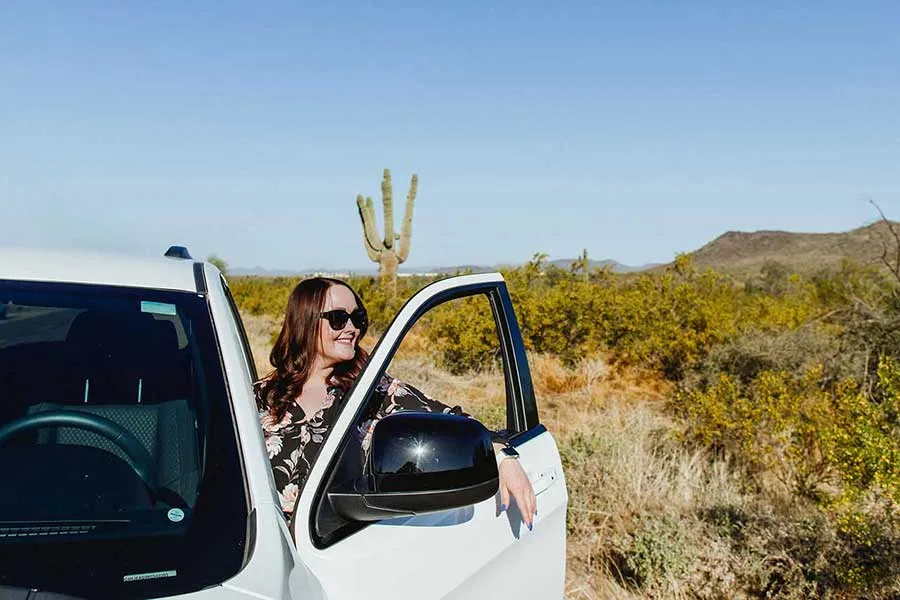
[319,308,368,332]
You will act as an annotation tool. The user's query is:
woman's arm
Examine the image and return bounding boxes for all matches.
[372,374,509,441]
[372,373,467,418]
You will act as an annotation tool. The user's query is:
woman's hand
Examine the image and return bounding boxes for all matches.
[498,456,537,530]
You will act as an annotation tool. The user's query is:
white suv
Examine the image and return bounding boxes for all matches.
[0,248,568,600]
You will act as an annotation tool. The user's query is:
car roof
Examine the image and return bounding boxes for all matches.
[0,247,202,293]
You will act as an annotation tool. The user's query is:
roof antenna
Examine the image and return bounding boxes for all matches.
[164,246,193,260]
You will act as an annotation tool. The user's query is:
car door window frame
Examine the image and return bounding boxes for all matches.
[219,275,259,383]
[304,278,540,548]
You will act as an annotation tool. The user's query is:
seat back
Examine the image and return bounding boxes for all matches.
[65,310,191,406]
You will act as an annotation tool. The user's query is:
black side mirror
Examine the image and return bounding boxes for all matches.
[328,412,499,522]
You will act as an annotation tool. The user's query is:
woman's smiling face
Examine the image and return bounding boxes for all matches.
[317,284,361,367]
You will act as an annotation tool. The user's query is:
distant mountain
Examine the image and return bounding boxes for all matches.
[231,258,657,277]
[658,220,900,277]
[400,264,490,274]
[400,258,658,274]
[547,258,658,273]
[229,266,306,276]
[229,265,377,276]
[232,221,900,279]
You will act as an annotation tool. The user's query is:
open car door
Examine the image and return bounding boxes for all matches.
[288,273,568,599]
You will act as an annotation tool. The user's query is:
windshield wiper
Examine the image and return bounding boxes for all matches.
[0,519,130,540]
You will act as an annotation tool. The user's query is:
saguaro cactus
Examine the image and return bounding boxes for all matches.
[356,169,417,286]
[571,248,590,281]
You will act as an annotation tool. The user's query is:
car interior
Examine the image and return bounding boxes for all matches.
[0,304,201,520]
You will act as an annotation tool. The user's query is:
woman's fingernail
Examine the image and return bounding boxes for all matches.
[528,522,533,531]
[501,504,507,512]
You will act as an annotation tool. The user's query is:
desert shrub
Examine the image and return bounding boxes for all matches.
[723,506,891,599]
[676,368,832,496]
[697,325,863,387]
[515,279,603,363]
[809,261,900,382]
[229,275,300,316]
[819,357,900,508]
[745,260,791,297]
[678,356,900,521]
[810,259,894,311]
[230,256,834,382]
[424,294,500,374]
[620,515,694,593]
[605,261,741,379]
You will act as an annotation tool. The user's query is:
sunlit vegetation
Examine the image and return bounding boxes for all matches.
[233,253,900,598]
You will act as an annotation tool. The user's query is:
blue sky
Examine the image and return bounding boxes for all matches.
[2,2,898,272]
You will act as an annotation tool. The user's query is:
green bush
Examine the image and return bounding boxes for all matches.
[230,256,900,596]
[622,515,693,592]
[229,256,830,379]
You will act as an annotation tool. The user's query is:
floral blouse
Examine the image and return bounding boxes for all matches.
[257,373,468,516]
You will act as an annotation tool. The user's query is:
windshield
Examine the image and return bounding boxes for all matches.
[0,280,249,599]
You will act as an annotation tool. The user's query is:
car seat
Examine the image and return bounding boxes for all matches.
[27,310,200,505]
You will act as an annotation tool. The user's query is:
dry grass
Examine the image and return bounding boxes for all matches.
[245,316,886,599]
[558,396,750,599]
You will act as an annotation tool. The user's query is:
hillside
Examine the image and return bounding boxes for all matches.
[673,220,900,277]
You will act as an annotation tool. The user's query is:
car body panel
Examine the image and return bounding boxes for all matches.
[0,248,197,292]
[291,273,568,599]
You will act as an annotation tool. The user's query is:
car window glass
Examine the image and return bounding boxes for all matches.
[0,281,249,598]
[387,293,506,432]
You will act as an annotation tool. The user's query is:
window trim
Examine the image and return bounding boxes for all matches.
[218,275,259,383]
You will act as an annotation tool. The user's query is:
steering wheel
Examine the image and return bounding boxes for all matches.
[0,411,161,502]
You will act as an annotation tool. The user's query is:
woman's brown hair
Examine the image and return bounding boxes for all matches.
[256,277,369,421]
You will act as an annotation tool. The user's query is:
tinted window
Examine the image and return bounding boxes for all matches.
[0,280,248,599]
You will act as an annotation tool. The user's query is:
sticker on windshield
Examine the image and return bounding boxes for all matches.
[167,508,185,523]
[124,570,177,582]
[141,301,177,316]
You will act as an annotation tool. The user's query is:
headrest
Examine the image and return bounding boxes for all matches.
[66,311,176,369]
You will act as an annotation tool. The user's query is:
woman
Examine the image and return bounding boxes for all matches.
[256,277,537,530]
